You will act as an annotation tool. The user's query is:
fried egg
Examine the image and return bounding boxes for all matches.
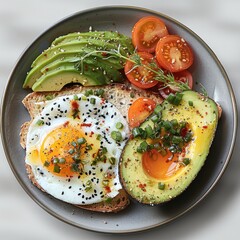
[25,93,129,205]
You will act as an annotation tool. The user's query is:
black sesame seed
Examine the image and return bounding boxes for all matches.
[61,191,64,195]
[69,186,72,189]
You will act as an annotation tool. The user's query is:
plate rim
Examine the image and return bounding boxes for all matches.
[1,5,238,234]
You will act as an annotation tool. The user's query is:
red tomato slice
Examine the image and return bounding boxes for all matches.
[158,70,193,99]
[156,35,194,72]
[128,97,156,128]
[124,52,159,89]
[132,16,169,53]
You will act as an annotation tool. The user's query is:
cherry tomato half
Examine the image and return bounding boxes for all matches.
[132,16,169,53]
[128,97,157,128]
[124,52,159,89]
[156,35,194,72]
[158,70,193,99]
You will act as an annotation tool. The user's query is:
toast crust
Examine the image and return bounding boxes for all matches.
[21,83,163,212]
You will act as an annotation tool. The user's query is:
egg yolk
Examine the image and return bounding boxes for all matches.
[39,124,98,177]
[142,148,183,180]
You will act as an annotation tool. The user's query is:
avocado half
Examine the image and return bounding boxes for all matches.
[119,91,219,205]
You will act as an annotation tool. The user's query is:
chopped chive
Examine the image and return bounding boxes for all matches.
[73,153,80,163]
[116,122,123,129]
[130,92,135,98]
[90,97,96,105]
[85,144,92,151]
[188,100,194,106]
[94,89,104,97]
[183,158,191,165]
[36,119,44,126]
[84,89,93,96]
[111,131,122,141]
[167,92,183,106]
[96,134,101,140]
[59,158,66,164]
[158,182,165,190]
[77,137,86,145]
[71,141,77,147]
[71,163,80,172]
[132,127,141,138]
[163,121,172,130]
[53,157,59,164]
[81,95,87,101]
[150,114,159,123]
[139,141,148,152]
[105,197,112,203]
[101,147,108,154]
[184,132,193,142]
[102,179,109,186]
[68,149,75,155]
[44,161,50,167]
[73,94,79,100]
[171,119,178,127]
[100,155,107,162]
[53,164,61,173]
[172,136,183,144]
[166,93,175,104]
[45,95,53,100]
[145,125,153,137]
[173,93,183,105]
[109,157,116,165]
[154,105,162,114]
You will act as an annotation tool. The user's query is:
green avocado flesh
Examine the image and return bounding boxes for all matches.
[120,91,219,205]
[23,31,134,91]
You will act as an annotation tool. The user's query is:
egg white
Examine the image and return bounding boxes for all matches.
[25,93,129,205]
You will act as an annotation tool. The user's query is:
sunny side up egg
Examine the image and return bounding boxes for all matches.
[25,93,129,205]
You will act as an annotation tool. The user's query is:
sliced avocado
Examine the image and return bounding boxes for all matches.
[52,31,131,47]
[32,63,123,92]
[32,38,131,68]
[120,91,219,205]
[23,50,123,89]
[23,31,134,91]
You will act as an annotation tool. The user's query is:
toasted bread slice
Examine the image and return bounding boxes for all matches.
[20,83,163,212]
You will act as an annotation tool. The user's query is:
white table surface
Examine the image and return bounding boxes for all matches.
[1,0,239,239]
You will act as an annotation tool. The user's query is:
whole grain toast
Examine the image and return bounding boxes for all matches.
[20,83,163,213]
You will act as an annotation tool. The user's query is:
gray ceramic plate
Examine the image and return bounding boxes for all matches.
[1,6,237,233]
